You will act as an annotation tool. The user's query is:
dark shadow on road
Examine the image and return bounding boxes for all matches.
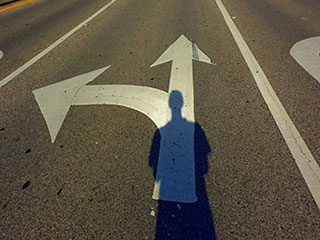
[149,91,216,240]
[0,0,20,7]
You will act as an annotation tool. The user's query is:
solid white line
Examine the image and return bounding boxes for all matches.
[0,50,3,60]
[215,0,320,210]
[0,0,116,88]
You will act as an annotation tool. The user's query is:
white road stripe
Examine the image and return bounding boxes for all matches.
[0,50,3,60]
[215,0,320,210]
[0,0,117,88]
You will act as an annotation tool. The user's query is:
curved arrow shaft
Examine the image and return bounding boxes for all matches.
[73,85,170,129]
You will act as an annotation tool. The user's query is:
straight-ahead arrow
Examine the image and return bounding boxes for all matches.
[150,35,214,202]
[151,35,215,122]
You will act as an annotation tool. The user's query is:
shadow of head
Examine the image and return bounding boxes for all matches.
[169,90,183,111]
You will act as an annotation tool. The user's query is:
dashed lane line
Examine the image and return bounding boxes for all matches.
[0,0,117,88]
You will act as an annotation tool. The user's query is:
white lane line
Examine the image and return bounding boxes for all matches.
[290,37,320,84]
[0,50,3,60]
[215,0,320,210]
[0,0,117,88]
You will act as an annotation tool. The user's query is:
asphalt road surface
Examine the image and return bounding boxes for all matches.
[1,0,320,239]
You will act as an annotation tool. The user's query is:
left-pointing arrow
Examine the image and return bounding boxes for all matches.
[33,65,169,143]
[33,66,110,143]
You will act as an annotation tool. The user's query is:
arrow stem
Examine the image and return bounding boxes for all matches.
[168,59,194,122]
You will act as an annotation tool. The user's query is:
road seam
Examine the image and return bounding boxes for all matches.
[215,0,320,210]
[0,0,117,88]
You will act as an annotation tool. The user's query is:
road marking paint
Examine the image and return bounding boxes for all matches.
[33,65,169,143]
[151,35,214,203]
[0,0,34,13]
[216,0,320,210]
[0,0,117,88]
[290,37,320,84]
[0,50,3,60]
[33,35,215,203]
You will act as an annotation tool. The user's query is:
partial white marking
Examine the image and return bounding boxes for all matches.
[216,0,320,209]
[150,209,156,216]
[290,37,320,84]
[0,0,117,88]
[0,50,3,60]
[33,35,214,203]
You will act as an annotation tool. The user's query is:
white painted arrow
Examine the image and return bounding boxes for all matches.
[33,35,214,203]
[0,50,3,60]
[290,36,320,84]
[151,35,215,121]
[150,35,214,202]
[33,66,169,143]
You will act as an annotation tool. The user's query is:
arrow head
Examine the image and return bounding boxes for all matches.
[150,35,215,67]
[33,66,110,143]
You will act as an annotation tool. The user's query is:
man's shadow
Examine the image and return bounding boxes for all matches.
[149,91,216,239]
